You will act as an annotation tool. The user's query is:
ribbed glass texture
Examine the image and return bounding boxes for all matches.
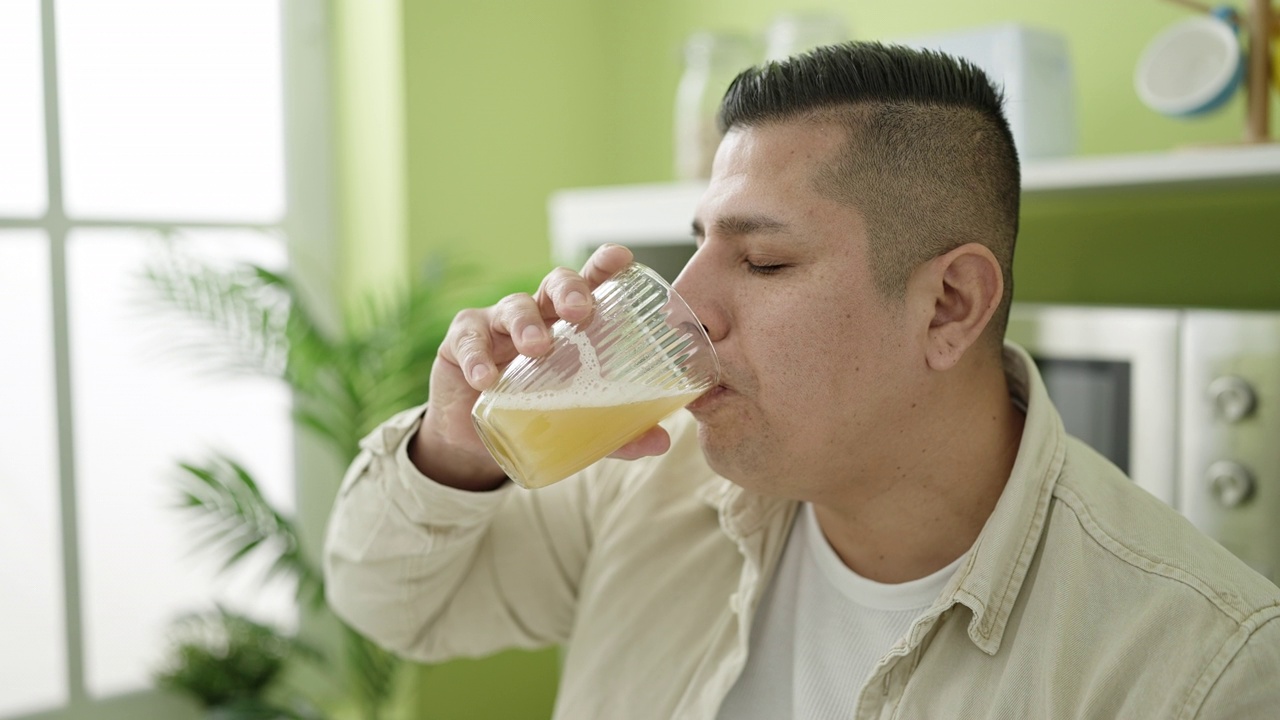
[472,262,718,489]
[497,263,716,396]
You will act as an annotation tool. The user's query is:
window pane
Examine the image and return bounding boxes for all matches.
[0,231,67,717]
[57,0,284,222]
[0,0,48,217]
[67,229,295,697]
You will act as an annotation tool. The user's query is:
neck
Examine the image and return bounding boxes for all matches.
[811,351,1025,584]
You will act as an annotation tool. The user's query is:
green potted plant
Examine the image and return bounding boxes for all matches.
[141,244,529,719]
[154,606,324,720]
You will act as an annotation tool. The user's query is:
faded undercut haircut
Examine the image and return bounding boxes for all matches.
[718,42,1021,344]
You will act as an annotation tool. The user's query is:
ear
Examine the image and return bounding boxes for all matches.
[912,243,1004,372]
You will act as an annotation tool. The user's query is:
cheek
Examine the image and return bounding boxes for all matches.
[752,300,897,419]
[752,315,856,407]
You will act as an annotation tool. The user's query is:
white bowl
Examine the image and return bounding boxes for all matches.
[1134,16,1243,117]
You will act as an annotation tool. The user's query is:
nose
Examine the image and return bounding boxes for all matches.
[672,247,728,343]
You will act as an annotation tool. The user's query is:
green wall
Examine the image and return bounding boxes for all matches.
[600,0,1280,308]
[381,1,1280,717]
[609,0,1280,176]
[403,0,614,286]
[332,0,408,301]
[403,0,1279,305]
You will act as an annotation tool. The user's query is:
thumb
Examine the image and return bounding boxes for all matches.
[609,426,672,461]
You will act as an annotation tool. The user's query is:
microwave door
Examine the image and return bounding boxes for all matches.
[1032,357,1134,474]
[1180,311,1280,583]
[1006,305,1182,507]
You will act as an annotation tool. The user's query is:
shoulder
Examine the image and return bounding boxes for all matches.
[1010,439,1280,713]
[1051,436,1280,623]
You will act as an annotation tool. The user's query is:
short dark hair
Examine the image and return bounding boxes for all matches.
[718,42,1020,343]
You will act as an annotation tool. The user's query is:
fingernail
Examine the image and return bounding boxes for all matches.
[521,326,544,344]
[470,364,491,383]
[566,291,588,307]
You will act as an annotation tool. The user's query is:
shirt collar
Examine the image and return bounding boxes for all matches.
[942,341,1067,654]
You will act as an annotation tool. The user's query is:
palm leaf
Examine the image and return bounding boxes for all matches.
[139,250,291,380]
[343,626,399,720]
[173,456,325,610]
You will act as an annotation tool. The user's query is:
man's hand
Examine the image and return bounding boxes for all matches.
[411,244,671,490]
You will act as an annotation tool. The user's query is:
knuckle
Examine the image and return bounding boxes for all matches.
[546,268,586,297]
[446,310,487,348]
[537,267,576,293]
[495,292,535,318]
[454,306,487,324]
[453,327,489,359]
[495,295,543,335]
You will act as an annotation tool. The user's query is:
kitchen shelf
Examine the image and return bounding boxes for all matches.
[1022,145,1280,192]
[550,180,706,262]
[548,145,1280,263]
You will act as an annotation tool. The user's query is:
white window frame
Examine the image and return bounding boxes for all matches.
[1,1,338,718]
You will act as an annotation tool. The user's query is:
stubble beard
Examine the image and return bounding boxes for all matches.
[695,417,773,488]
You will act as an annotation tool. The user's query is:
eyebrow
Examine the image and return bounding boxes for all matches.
[691,214,789,238]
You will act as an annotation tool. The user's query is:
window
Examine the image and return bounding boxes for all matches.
[0,2,332,718]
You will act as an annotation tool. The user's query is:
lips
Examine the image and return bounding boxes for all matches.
[687,384,729,412]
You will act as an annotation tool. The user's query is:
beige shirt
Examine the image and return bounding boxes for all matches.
[324,344,1280,719]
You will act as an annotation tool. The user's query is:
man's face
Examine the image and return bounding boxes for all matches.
[675,120,930,499]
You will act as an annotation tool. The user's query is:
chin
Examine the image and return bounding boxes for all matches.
[695,424,768,486]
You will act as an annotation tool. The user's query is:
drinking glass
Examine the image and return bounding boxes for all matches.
[471,262,719,489]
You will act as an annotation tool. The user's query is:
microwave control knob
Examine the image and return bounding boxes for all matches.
[1208,460,1255,508]
[1209,376,1257,423]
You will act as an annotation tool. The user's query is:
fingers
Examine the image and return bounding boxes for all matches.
[534,244,634,323]
[439,308,502,390]
[609,425,672,461]
[534,267,595,324]
[580,243,634,287]
[444,291,553,390]
[441,244,637,392]
[491,292,552,357]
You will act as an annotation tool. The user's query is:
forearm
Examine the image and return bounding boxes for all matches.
[323,406,590,661]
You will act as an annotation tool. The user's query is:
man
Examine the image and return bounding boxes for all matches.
[324,43,1280,718]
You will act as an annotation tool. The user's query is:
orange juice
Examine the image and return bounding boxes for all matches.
[474,388,703,489]
[471,266,719,489]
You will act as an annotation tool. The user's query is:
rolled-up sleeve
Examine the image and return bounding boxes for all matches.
[323,405,606,662]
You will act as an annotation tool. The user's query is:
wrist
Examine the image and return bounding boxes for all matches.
[409,408,508,492]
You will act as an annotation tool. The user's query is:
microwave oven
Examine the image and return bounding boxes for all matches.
[1006,305,1280,584]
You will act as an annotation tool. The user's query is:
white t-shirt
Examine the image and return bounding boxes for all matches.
[717,503,967,720]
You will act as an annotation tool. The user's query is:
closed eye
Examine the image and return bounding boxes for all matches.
[747,261,788,276]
